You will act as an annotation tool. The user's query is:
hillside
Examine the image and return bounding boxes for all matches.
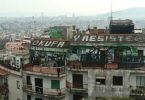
[97,7,145,20]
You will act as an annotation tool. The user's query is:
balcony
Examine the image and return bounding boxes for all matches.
[23,64,65,77]
[119,56,145,69]
[67,61,104,69]
[23,85,65,98]
[66,81,88,93]
[130,86,145,96]
[67,56,145,70]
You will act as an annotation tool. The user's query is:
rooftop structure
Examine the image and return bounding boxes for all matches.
[109,19,134,34]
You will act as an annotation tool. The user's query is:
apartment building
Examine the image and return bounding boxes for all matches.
[1,20,145,100]
[22,38,69,100]
[0,41,30,100]
[66,19,145,100]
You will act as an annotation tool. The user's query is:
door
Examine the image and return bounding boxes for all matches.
[35,78,43,94]
[26,76,31,85]
[114,48,120,63]
[73,74,83,88]
[100,50,106,64]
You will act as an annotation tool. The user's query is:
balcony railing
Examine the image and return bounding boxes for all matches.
[23,64,65,76]
[66,81,88,92]
[0,84,9,95]
[23,85,65,98]
[119,56,145,69]
[67,56,145,70]
[130,86,145,96]
[67,61,105,69]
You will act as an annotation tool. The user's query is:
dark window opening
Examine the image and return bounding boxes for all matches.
[35,78,43,94]
[73,95,84,100]
[138,50,143,56]
[27,95,31,100]
[26,76,31,85]
[35,98,42,100]
[73,74,83,88]
[113,76,123,86]
[96,78,105,85]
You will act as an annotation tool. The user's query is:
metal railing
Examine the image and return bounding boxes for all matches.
[67,56,145,69]
[130,86,145,95]
[23,85,65,97]
[0,84,9,95]
[119,56,145,68]
[66,81,88,92]
[67,61,105,69]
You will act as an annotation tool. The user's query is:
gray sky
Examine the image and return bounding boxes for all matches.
[0,0,145,17]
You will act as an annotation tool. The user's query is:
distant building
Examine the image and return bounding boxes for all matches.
[42,25,76,40]
[0,41,30,100]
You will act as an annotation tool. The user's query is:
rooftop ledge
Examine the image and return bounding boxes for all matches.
[23,64,65,76]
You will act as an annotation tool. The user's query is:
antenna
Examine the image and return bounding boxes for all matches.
[110,2,113,21]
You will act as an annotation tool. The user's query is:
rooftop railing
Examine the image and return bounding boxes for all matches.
[23,64,65,76]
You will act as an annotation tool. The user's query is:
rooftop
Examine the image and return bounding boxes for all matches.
[23,64,65,75]
[5,42,29,54]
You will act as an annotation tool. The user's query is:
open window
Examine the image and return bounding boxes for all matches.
[96,77,106,85]
[113,76,123,86]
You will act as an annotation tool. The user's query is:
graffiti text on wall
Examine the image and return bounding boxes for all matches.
[31,39,67,48]
[73,34,145,43]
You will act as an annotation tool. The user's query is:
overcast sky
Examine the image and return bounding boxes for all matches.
[0,0,145,17]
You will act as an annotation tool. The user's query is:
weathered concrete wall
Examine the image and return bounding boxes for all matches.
[87,69,130,100]
[8,74,23,100]
[66,70,88,100]
[23,72,66,100]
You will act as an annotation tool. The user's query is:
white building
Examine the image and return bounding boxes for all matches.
[22,38,68,100]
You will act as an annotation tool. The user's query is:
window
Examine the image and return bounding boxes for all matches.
[35,98,42,100]
[17,80,20,89]
[113,76,123,86]
[27,95,31,100]
[138,50,143,56]
[51,80,60,89]
[26,76,31,85]
[136,76,145,87]
[96,77,105,85]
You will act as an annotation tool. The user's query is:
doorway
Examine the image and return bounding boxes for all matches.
[73,74,83,88]
[35,78,43,94]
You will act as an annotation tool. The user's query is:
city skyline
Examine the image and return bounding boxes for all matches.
[0,0,145,17]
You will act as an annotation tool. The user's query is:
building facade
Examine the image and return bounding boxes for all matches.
[23,38,69,100]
